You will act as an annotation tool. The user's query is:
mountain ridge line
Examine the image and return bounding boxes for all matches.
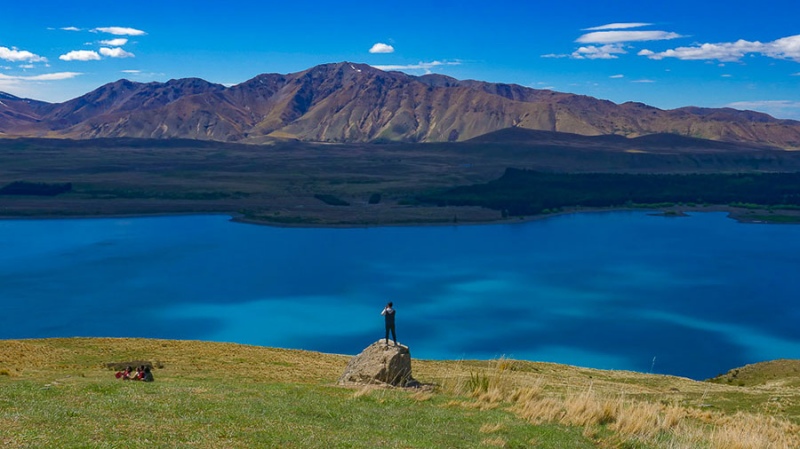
[1,61,799,148]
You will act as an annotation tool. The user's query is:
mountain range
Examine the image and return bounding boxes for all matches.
[2,62,800,149]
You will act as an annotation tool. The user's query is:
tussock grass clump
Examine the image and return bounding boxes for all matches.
[562,389,619,427]
[708,412,800,449]
[515,388,800,448]
[431,357,800,449]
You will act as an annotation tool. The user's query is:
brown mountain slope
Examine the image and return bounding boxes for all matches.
[1,62,799,148]
[0,92,51,134]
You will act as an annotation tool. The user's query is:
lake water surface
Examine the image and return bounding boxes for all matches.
[1,211,798,380]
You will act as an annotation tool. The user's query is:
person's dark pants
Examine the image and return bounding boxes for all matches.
[385,325,396,344]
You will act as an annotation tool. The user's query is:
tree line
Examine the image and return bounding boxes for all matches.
[420,169,800,215]
[0,181,72,196]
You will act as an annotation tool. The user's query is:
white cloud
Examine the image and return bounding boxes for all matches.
[766,35,800,61]
[369,43,395,54]
[583,23,652,31]
[61,26,81,32]
[100,38,128,46]
[640,34,800,62]
[721,74,733,78]
[529,82,555,90]
[610,74,624,78]
[571,44,627,59]
[99,47,135,58]
[0,72,82,81]
[121,70,141,74]
[727,100,800,120]
[0,47,47,63]
[577,30,683,44]
[632,79,656,83]
[92,27,146,36]
[59,50,101,61]
[372,60,460,73]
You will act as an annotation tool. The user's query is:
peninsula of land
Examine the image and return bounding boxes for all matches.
[3,132,800,226]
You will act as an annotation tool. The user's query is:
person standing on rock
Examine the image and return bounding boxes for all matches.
[381,302,397,346]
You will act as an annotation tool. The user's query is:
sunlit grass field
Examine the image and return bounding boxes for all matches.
[1,338,798,448]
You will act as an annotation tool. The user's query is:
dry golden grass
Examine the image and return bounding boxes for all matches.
[479,423,505,434]
[480,436,507,447]
[352,385,374,398]
[429,358,800,449]
[563,389,618,427]
[0,337,348,383]
[708,412,800,449]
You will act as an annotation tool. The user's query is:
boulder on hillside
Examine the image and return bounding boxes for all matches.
[338,340,418,387]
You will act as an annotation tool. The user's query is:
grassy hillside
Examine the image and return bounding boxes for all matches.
[1,338,798,448]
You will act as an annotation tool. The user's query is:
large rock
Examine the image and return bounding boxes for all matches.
[338,340,417,387]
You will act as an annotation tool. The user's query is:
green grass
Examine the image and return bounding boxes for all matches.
[1,379,594,448]
[2,338,799,448]
[0,339,598,448]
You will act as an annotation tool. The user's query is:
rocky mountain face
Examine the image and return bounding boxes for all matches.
[2,62,799,148]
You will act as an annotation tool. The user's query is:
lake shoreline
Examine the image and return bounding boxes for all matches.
[2,203,797,227]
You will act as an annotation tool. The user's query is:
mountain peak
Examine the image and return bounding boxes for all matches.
[296,61,397,81]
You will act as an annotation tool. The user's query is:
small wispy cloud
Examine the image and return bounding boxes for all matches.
[369,43,394,54]
[61,26,81,32]
[59,50,101,61]
[632,79,656,83]
[372,60,460,73]
[100,47,135,58]
[100,38,128,46]
[121,70,141,74]
[0,72,82,100]
[639,34,800,62]
[721,74,733,78]
[582,23,652,31]
[0,47,47,63]
[610,74,624,78]
[577,30,683,44]
[0,72,82,81]
[551,22,683,61]
[572,44,627,59]
[92,27,146,36]
[529,81,555,90]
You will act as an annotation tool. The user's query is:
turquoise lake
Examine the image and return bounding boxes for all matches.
[1,211,798,380]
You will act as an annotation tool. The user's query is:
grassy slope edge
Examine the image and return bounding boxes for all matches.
[1,338,798,448]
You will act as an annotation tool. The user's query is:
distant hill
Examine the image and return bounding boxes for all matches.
[707,359,800,387]
[466,127,782,152]
[2,62,800,148]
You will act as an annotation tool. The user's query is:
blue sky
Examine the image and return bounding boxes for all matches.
[1,0,799,119]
